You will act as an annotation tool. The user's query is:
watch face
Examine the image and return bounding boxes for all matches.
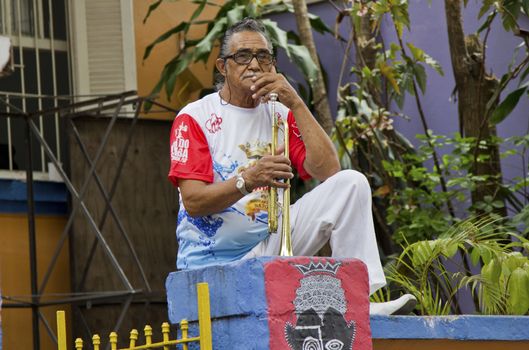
[236,176,248,194]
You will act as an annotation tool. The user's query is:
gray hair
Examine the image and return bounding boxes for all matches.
[215,18,274,91]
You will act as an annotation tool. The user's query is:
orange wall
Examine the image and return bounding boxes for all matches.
[0,213,71,350]
[133,0,220,120]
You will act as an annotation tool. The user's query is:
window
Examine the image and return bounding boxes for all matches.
[0,0,69,179]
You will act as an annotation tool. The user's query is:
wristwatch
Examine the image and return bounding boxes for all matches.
[235,174,250,195]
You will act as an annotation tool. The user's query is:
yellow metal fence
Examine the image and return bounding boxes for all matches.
[56,282,212,350]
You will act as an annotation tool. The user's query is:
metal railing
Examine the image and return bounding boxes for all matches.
[0,91,180,350]
[56,283,213,350]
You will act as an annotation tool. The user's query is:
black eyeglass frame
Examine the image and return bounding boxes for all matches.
[223,49,276,65]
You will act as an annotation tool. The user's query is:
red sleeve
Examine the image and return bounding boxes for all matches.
[168,114,213,186]
[287,110,311,181]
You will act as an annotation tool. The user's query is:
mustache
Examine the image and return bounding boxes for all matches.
[242,72,261,79]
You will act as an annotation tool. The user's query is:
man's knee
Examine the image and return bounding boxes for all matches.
[328,170,371,198]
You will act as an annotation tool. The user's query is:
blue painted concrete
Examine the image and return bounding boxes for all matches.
[166,257,272,321]
[371,315,529,341]
[0,179,67,215]
[167,258,529,348]
[166,257,272,350]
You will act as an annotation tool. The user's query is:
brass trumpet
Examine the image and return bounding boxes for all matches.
[267,92,293,256]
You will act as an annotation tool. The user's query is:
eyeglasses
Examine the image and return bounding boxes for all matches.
[224,50,275,65]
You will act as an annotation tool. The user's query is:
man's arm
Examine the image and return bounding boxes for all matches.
[179,154,293,217]
[251,72,340,181]
[289,101,340,181]
[178,177,244,217]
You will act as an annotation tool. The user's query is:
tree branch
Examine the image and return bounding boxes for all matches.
[292,0,334,134]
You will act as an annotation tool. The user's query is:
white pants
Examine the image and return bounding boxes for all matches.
[243,170,386,295]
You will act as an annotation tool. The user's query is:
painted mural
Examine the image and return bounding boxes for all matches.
[264,258,371,350]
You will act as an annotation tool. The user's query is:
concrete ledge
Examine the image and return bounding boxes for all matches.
[166,257,371,350]
[166,257,270,321]
[371,315,529,341]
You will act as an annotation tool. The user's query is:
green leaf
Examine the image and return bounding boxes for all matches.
[500,0,521,31]
[411,241,436,267]
[523,0,529,16]
[225,4,245,26]
[506,268,529,314]
[521,65,529,83]
[194,17,228,62]
[413,63,427,94]
[482,259,501,285]
[478,10,497,34]
[287,44,319,85]
[478,0,495,19]
[262,19,289,56]
[378,61,400,94]
[424,54,444,76]
[308,13,334,35]
[164,52,193,100]
[490,83,529,124]
[441,241,459,258]
[470,247,481,265]
[143,21,188,60]
[406,42,424,62]
[144,63,170,111]
[143,0,164,24]
[188,0,208,27]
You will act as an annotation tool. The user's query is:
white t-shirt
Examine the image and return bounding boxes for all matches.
[168,92,309,269]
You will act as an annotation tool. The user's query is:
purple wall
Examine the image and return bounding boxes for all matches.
[273,1,529,184]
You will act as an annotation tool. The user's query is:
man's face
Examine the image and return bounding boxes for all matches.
[219,31,275,95]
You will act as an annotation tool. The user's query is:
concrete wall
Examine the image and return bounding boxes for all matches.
[0,212,70,350]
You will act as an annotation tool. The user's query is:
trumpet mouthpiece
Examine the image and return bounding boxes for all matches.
[269,92,278,101]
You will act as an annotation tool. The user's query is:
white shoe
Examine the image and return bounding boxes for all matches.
[369,294,417,315]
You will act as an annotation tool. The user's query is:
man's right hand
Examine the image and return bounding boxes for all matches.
[243,152,293,191]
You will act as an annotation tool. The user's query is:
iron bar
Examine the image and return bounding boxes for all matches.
[29,90,136,118]
[144,99,179,114]
[74,100,152,293]
[26,115,41,350]
[2,290,149,307]
[32,0,45,172]
[27,117,134,291]
[6,95,13,170]
[38,311,58,344]
[16,0,27,113]
[47,0,60,164]
[38,98,151,295]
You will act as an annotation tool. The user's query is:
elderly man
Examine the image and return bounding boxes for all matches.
[168,18,415,315]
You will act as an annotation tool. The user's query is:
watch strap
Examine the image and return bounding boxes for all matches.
[236,174,250,195]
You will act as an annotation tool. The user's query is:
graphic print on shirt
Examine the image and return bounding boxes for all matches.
[170,121,190,164]
[238,140,272,222]
[178,208,224,239]
[213,155,239,181]
[291,120,302,139]
[205,113,223,134]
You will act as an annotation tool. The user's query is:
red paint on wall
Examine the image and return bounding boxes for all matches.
[264,257,371,350]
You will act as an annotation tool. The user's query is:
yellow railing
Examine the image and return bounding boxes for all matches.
[57,282,212,350]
